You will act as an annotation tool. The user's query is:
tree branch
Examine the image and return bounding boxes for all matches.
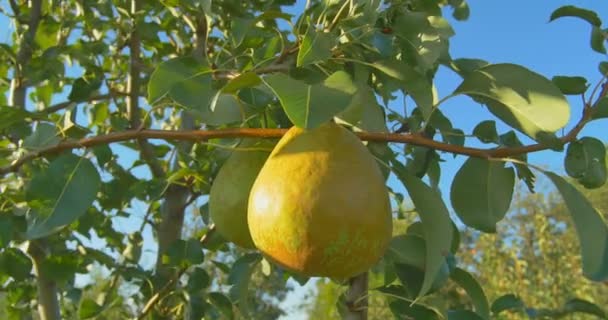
[40,92,127,114]
[0,123,589,176]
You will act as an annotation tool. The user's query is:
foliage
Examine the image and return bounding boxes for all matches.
[0,0,607,319]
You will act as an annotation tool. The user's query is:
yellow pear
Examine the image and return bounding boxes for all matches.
[248,122,392,279]
[209,139,274,248]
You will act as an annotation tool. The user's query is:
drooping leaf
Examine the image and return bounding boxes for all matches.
[454,63,570,140]
[26,154,101,239]
[450,268,490,319]
[551,76,588,95]
[262,71,357,129]
[491,294,525,314]
[297,26,334,67]
[549,5,602,27]
[392,164,454,297]
[544,172,608,281]
[228,253,262,316]
[563,298,606,318]
[450,158,515,232]
[208,292,234,319]
[591,27,607,54]
[147,57,211,104]
[565,137,607,188]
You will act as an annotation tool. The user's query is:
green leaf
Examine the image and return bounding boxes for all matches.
[389,300,442,319]
[78,298,103,319]
[387,234,426,269]
[230,17,254,47]
[451,0,470,21]
[147,57,211,104]
[0,105,31,131]
[472,120,499,144]
[262,71,357,129]
[449,58,490,77]
[23,123,60,150]
[549,5,602,26]
[544,172,608,281]
[371,60,435,119]
[208,292,234,319]
[564,298,606,318]
[68,77,101,102]
[392,165,454,297]
[169,73,215,112]
[228,253,261,316]
[491,294,525,314]
[26,154,101,239]
[450,268,490,319]
[297,26,334,67]
[600,61,608,76]
[591,27,607,54]
[0,216,13,247]
[221,73,262,94]
[454,63,570,140]
[0,248,32,281]
[565,137,607,189]
[450,158,515,232]
[551,76,588,95]
[335,86,387,132]
[592,97,608,120]
[187,267,211,292]
[203,94,245,125]
[162,239,204,268]
[448,310,485,320]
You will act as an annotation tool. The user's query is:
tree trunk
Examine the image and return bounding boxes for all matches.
[27,240,62,320]
[344,272,369,320]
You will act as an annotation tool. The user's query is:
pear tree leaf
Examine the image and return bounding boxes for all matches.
[551,76,588,95]
[592,97,608,120]
[335,85,387,132]
[221,72,262,94]
[263,71,357,129]
[389,300,442,319]
[148,57,211,104]
[450,157,515,232]
[472,120,499,143]
[228,253,262,317]
[23,123,61,150]
[491,294,525,314]
[78,298,103,319]
[448,310,486,320]
[544,171,608,281]
[549,5,602,26]
[169,73,215,112]
[371,60,436,119]
[297,26,334,67]
[565,137,607,189]
[26,154,101,239]
[591,27,607,54]
[563,298,606,318]
[392,163,453,297]
[454,63,570,140]
[0,248,32,281]
[450,268,490,319]
[208,292,234,319]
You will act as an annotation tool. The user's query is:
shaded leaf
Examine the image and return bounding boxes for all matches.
[208,292,234,319]
[392,164,453,297]
[169,73,215,112]
[23,123,60,150]
[78,298,102,319]
[148,57,210,104]
[592,97,608,120]
[565,137,607,189]
[552,76,588,95]
[389,300,442,319]
[228,253,262,316]
[591,27,607,54]
[544,172,608,281]
[221,72,262,94]
[454,63,570,140]
[0,248,32,281]
[451,158,515,232]
[549,5,602,26]
[26,154,101,239]
[68,77,101,102]
[263,71,356,129]
[491,294,525,314]
[564,298,606,318]
[448,310,485,320]
[473,120,499,143]
[450,268,490,319]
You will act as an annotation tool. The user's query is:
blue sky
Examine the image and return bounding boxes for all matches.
[1,0,608,317]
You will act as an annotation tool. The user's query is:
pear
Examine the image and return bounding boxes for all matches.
[209,139,274,248]
[248,122,392,279]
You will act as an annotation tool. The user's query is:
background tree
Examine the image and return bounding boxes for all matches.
[0,0,607,319]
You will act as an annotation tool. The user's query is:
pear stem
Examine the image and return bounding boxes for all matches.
[344,272,368,320]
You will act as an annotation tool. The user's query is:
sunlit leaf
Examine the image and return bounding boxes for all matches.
[297,26,334,67]
[263,71,357,129]
[78,298,103,319]
[454,63,570,140]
